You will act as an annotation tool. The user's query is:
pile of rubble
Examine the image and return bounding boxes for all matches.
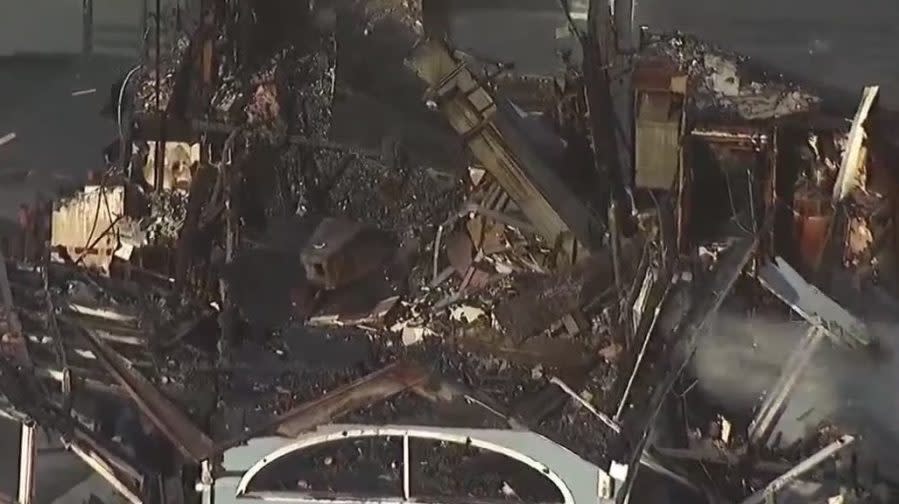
[2,1,899,503]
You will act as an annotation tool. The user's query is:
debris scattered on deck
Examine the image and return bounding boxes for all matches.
[1,2,897,504]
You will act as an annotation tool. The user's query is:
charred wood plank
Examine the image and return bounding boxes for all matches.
[79,329,215,462]
[221,362,429,450]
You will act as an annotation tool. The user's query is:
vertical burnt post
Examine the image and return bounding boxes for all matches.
[154,0,166,191]
[217,131,240,368]
[584,0,631,340]
[238,0,252,67]
[82,0,94,57]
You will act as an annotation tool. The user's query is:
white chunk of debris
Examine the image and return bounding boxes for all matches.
[609,461,629,482]
[704,54,740,96]
[450,305,486,324]
[0,132,16,147]
[468,166,487,186]
[598,471,613,499]
[401,325,430,346]
[719,415,732,445]
[501,482,517,497]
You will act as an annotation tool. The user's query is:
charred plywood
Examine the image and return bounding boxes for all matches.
[407,39,603,262]
[634,63,686,190]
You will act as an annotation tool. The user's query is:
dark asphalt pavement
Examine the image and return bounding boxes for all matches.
[0,55,133,220]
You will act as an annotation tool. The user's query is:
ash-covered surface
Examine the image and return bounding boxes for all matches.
[643,33,822,121]
[325,156,464,236]
[409,438,565,502]
[246,435,403,494]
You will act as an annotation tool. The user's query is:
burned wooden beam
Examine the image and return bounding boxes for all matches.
[748,326,825,447]
[229,362,429,443]
[406,39,604,262]
[757,256,870,347]
[79,329,215,462]
[274,363,427,437]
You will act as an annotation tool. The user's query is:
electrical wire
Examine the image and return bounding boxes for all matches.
[723,168,753,235]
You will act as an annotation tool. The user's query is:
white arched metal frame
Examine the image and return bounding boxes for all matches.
[215,424,615,504]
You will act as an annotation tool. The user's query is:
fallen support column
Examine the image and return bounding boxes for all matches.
[407,39,604,262]
[740,435,855,504]
[758,257,870,347]
[748,325,825,447]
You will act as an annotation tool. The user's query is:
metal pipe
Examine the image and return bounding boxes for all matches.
[748,326,825,446]
[550,376,621,433]
[740,435,855,504]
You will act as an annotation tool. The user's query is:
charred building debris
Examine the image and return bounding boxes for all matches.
[2,2,899,504]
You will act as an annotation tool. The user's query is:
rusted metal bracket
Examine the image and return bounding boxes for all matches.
[79,329,215,462]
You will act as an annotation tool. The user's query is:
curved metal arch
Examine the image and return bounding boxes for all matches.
[235,425,581,504]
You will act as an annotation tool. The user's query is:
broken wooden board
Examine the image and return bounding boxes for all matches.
[832,86,878,203]
[757,257,870,347]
